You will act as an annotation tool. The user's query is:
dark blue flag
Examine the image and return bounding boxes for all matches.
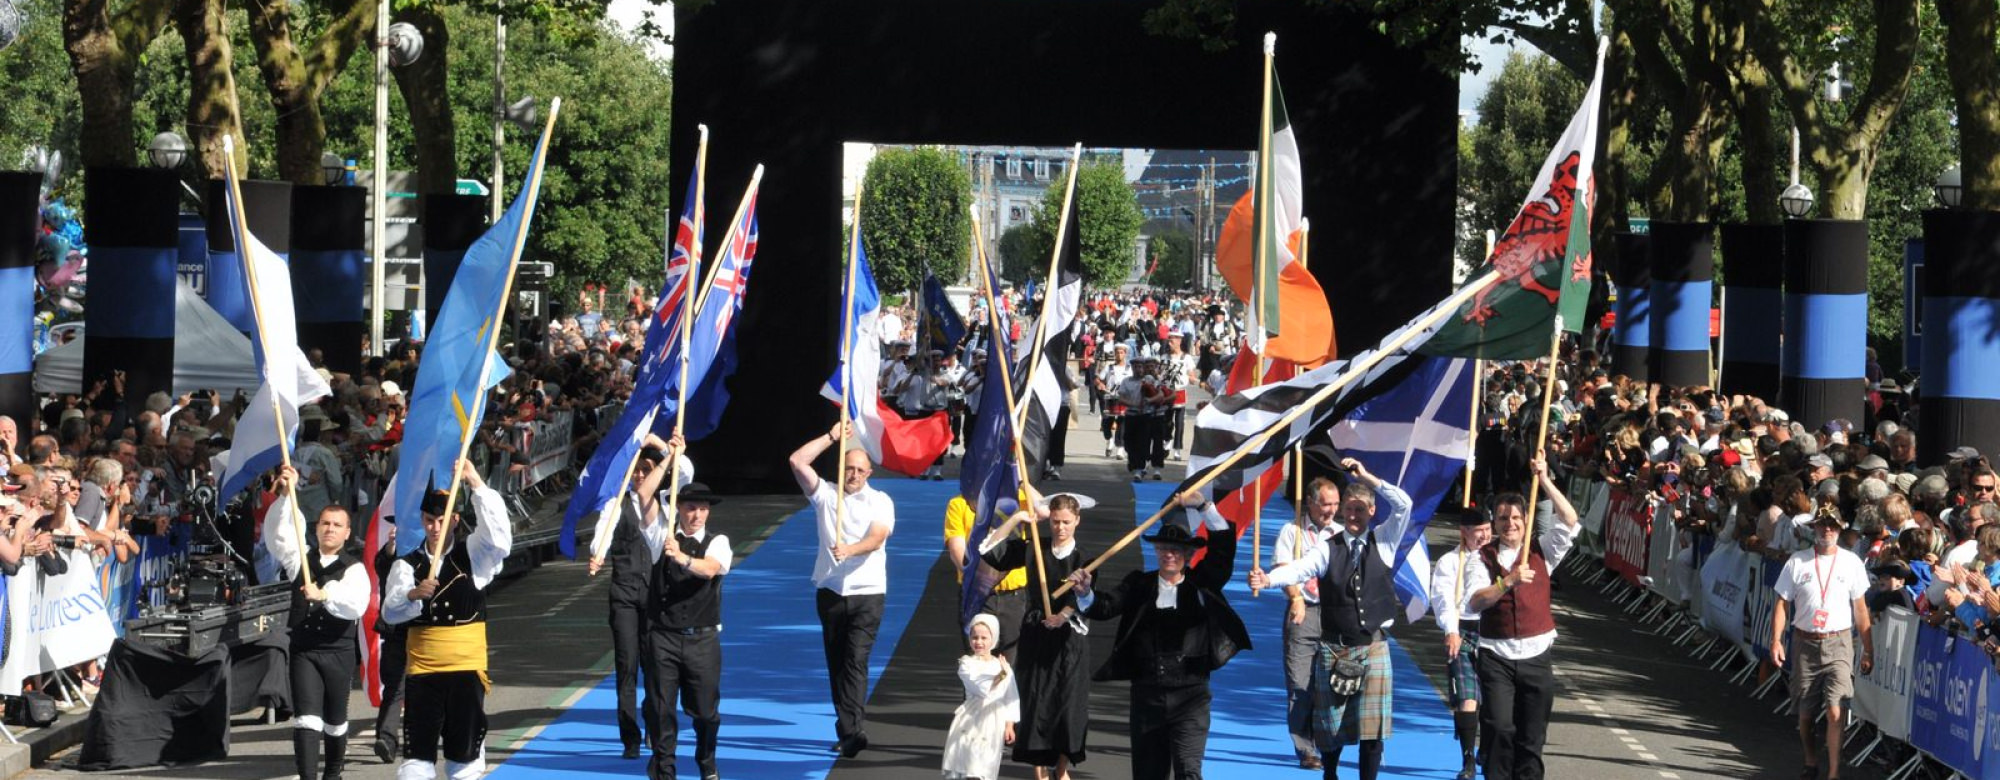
[921,273,967,354]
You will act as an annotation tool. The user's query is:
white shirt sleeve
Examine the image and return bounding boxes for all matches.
[321,555,373,621]
[706,534,734,575]
[1370,483,1415,565]
[1265,542,1330,589]
[382,559,421,625]
[262,491,303,581]
[1431,550,1462,632]
[1539,505,1581,570]
[467,485,513,590]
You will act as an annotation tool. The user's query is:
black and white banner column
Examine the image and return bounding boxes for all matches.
[204,179,293,335]
[1611,231,1652,382]
[291,184,366,375]
[1718,223,1783,401]
[421,194,488,336]
[1649,221,1713,388]
[0,173,37,429]
[1781,219,1868,430]
[84,168,181,413]
[1917,209,2000,463]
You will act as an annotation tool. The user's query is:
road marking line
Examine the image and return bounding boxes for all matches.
[1636,752,1658,761]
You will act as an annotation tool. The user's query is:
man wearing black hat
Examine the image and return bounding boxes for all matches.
[381,459,512,780]
[587,433,692,760]
[1249,458,1414,780]
[1067,490,1247,780]
[644,480,732,780]
[1428,506,1495,780]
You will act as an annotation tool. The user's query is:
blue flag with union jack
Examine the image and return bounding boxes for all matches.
[659,179,758,441]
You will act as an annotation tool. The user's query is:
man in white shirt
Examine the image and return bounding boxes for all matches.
[1771,510,1874,780]
[1460,458,1579,780]
[1272,477,1336,770]
[1428,509,1495,780]
[788,422,896,759]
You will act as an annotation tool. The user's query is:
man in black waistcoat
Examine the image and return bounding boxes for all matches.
[644,481,733,780]
[267,466,373,780]
[1250,458,1415,780]
[1067,489,1248,780]
[588,433,688,759]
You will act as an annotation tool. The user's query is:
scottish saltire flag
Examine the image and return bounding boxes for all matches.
[922,272,967,354]
[394,102,558,553]
[562,168,707,557]
[216,138,331,505]
[672,183,759,440]
[1327,356,1476,622]
[958,262,1020,628]
[819,220,884,462]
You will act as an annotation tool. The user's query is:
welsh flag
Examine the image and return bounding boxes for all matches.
[1216,34,1335,366]
[1421,41,1606,360]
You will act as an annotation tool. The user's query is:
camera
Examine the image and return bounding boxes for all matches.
[50,534,79,551]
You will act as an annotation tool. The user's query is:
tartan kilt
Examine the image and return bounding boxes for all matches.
[1446,627,1482,706]
[1310,639,1392,747]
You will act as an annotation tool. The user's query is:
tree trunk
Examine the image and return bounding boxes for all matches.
[176,0,243,180]
[390,4,456,195]
[63,0,173,169]
[1938,0,2000,212]
[1590,23,1643,346]
[246,0,375,185]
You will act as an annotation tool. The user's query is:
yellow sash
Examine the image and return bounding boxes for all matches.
[408,623,491,691]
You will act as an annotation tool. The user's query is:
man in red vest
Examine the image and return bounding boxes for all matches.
[1464,457,1579,780]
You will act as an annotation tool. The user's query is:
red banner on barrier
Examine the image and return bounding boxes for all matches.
[1603,488,1653,587]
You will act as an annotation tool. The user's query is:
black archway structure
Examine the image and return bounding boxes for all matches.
[672,0,1457,492]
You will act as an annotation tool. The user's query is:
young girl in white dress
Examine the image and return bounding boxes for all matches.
[943,614,1020,780]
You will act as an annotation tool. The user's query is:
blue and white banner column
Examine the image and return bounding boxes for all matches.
[204,179,293,335]
[1611,231,1652,382]
[0,173,38,429]
[291,185,366,375]
[421,194,488,336]
[1917,209,2000,463]
[1648,221,1713,388]
[83,168,181,413]
[1718,223,1783,401]
[1781,219,1868,430]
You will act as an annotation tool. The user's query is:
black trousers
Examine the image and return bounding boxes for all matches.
[611,597,651,750]
[815,589,884,741]
[1045,405,1070,470]
[403,670,487,764]
[1130,681,1211,780]
[292,641,356,732]
[644,626,722,780]
[1477,651,1556,780]
[980,587,1027,662]
[1127,414,1165,471]
[1169,406,1187,451]
[376,626,407,745]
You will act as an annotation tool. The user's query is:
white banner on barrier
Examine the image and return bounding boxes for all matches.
[0,549,119,695]
[521,409,575,488]
[1853,605,1918,742]
[1699,540,1752,651]
[1644,501,1683,603]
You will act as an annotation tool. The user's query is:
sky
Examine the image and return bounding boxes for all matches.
[1459,34,1523,124]
[606,0,674,61]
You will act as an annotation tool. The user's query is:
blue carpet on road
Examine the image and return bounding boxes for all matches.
[487,478,960,780]
[1131,483,1461,779]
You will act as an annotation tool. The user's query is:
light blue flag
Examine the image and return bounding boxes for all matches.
[393,109,554,554]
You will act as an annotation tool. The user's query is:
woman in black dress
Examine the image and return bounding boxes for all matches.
[980,492,1093,780]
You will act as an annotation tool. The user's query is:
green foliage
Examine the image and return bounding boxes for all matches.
[1457,51,1584,269]
[1859,45,1956,360]
[1033,163,1143,288]
[0,0,80,178]
[859,147,972,294]
[996,222,1043,287]
[1147,229,1195,289]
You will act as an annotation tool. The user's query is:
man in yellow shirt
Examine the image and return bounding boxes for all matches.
[944,493,1028,660]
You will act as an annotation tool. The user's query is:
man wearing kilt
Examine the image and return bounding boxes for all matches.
[1251,458,1415,780]
[1271,478,1337,770]
[1428,508,1495,780]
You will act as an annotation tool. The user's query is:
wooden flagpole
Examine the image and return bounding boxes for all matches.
[592,127,710,568]
[832,178,866,547]
[971,207,1053,617]
[1012,143,1084,432]
[662,130,722,535]
[433,98,563,563]
[1052,267,1507,598]
[1247,32,1277,597]
[219,134,310,563]
[1519,317,1564,550]
[1463,229,1494,508]
[1291,218,1310,530]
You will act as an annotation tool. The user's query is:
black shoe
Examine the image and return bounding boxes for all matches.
[839,732,869,758]
[373,734,398,764]
[322,735,347,780]
[622,745,641,760]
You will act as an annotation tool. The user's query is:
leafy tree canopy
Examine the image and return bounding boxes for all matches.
[859,147,972,294]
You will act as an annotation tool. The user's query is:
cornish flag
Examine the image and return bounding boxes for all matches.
[1326,356,1476,622]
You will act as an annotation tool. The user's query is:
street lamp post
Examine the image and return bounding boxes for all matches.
[1934,164,1963,210]
[148,132,189,170]
[321,152,346,186]
[1779,183,1815,219]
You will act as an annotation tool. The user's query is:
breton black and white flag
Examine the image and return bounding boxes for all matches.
[1013,195,1082,473]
